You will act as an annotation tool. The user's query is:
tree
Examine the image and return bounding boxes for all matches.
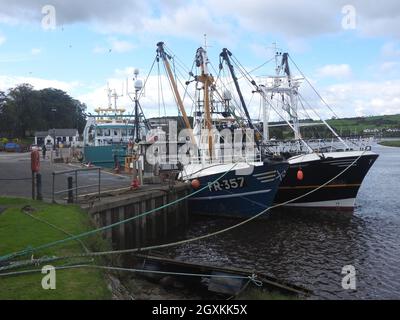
[0,84,87,138]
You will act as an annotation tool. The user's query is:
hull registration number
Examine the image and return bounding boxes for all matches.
[208,177,245,192]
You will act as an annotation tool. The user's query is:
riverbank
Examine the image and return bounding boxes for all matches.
[0,197,300,300]
[378,140,400,147]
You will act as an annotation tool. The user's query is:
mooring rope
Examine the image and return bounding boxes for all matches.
[0,149,369,273]
[0,263,263,288]
[0,163,239,263]
[23,210,90,254]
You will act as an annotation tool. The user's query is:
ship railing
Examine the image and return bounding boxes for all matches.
[188,152,262,165]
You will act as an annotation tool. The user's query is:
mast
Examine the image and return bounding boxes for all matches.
[156,42,192,131]
[220,48,260,149]
[281,53,301,140]
[262,97,270,142]
[133,70,143,143]
[195,47,214,159]
[156,42,197,148]
[107,83,112,109]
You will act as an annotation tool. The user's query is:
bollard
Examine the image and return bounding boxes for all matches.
[31,150,40,200]
[32,172,35,200]
[36,173,43,201]
[67,176,74,204]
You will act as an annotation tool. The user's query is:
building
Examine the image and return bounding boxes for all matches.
[35,129,80,147]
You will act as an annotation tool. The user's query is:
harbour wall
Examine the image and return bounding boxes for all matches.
[85,183,191,249]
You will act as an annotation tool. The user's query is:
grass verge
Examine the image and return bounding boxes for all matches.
[378,140,400,148]
[0,197,111,300]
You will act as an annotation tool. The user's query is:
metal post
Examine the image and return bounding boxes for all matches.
[138,157,143,185]
[67,176,74,204]
[52,172,55,203]
[36,173,43,201]
[98,168,101,200]
[75,170,78,202]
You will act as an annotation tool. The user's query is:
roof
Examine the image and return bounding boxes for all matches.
[35,129,78,137]
[35,131,48,137]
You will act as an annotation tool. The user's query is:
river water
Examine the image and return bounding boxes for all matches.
[164,144,400,299]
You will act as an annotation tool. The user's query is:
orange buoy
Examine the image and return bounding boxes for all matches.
[191,179,201,189]
[297,169,304,181]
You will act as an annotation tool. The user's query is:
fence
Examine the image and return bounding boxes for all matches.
[52,167,101,204]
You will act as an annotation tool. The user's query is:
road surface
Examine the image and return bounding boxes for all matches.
[0,152,132,202]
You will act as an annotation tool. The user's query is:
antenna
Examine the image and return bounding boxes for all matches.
[266,42,283,76]
[106,82,112,109]
[203,34,213,51]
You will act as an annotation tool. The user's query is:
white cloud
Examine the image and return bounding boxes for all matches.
[93,38,135,54]
[0,35,6,46]
[381,42,400,58]
[31,48,42,55]
[321,80,400,117]
[0,75,80,92]
[93,46,108,54]
[380,61,400,73]
[316,64,352,79]
[109,38,135,53]
[78,71,180,118]
[0,0,400,43]
[143,5,233,44]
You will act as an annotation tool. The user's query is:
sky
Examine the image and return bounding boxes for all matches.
[0,0,399,121]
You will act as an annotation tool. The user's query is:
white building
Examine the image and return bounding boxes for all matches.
[35,129,80,147]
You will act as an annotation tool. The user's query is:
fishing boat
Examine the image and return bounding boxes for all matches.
[247,49,379,211]
[156,42,289,218]
[83,78,150,168]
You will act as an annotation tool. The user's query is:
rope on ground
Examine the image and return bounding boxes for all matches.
[0,150,368,273]
[0,163,239,263]
[0,263,263,289]
[23,210,90,254]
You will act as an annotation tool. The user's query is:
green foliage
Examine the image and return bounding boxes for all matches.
[267,114,400,139]
[0,84,87,138]
[0,197,111,300]
[378,140,400,147]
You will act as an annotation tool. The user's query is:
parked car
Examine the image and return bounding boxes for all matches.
[5,142,21,153]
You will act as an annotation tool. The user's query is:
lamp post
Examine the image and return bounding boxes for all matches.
[133,69,143,143]
[51,108,57,151]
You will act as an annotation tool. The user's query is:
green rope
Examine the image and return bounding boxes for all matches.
[0,263,263,288]
[0,163,238,263]
[0,149,368,274]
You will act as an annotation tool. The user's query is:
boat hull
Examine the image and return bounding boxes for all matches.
[274,151,379,211]
[83,145,127,168]
[187,161,289,218]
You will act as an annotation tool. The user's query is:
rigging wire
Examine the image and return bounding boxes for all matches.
[288,55,340,119]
